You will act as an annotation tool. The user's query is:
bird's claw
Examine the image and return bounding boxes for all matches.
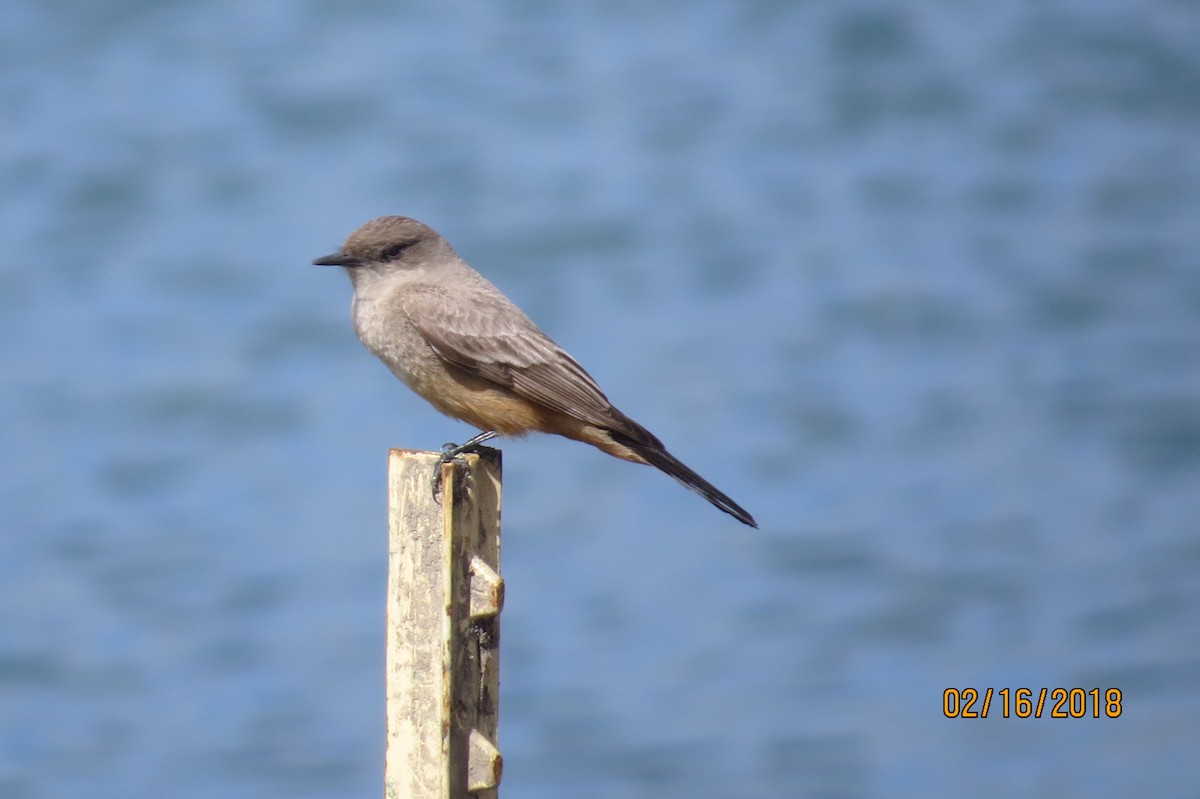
[431,452,467,502]
[430,431,498,502]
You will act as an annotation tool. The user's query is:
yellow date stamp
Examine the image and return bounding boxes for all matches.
[943,688,1123,718]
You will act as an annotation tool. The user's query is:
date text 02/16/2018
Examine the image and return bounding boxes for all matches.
[943,688,1123,719]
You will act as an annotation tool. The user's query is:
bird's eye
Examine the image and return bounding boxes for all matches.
[381,243,407,261]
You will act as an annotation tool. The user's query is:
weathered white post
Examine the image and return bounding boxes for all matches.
[384,448,503,799]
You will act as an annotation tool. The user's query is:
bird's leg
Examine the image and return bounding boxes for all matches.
[432,430,499,500]
[440,430,499,461]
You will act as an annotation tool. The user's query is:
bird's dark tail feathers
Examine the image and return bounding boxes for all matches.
[620,437,758,528]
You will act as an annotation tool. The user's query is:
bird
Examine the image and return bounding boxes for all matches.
[313,216,757,527]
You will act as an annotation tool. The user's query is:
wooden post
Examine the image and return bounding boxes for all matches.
[384,448,503,799]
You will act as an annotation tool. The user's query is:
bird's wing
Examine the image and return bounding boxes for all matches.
[400,283,638,434]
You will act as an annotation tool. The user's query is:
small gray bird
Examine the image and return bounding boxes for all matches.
[314,216,757,527]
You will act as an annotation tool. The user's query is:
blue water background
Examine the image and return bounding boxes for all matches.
[2,2,1199,797]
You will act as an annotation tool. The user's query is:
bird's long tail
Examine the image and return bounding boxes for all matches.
[614,432,758,528]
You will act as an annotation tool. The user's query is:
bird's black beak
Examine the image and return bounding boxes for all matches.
[312,250,361,267]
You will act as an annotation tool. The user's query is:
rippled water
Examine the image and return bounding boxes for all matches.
[2,2,1199,797]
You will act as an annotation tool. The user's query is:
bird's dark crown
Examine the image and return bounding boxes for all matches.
[313,215,444,268]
